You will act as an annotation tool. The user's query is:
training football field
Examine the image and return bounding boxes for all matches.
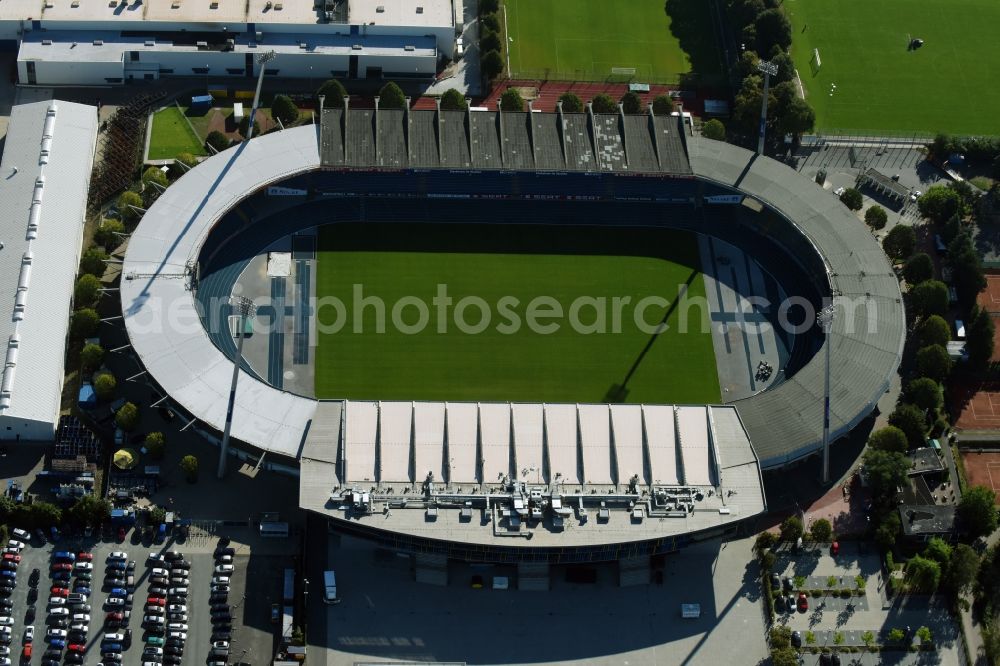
[787,0,1000,135]
[313,223,720,405]
[503,0,725,85]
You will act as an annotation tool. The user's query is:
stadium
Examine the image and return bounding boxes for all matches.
[120,104,905,572]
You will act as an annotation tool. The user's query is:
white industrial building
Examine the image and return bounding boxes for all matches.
[1,0,454,85]
[0,100,98,441]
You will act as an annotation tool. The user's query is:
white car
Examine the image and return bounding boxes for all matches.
[47,597,66,606]
[48,608,68,617]
[167,631,187,641]
[71,614,90,623]
[10,529,29,541]
[167,604,186,613]
[106,597,125,607]
[833,186,845,197]
[150,568,169,577]
[147,553,165,564]
[73,562,93,572]
[910,189,922,202]
[167,623,187,631]
[47,628,67,638]
[216,554,233,564]
[168,587,187,596]
[69,622,88,632]
[211,584,230,593]
[23,626,33,642]
[104,632,124,642]
[213,564,234,574]
[211,577,230,586]
[4,541,24,552]
[108,551,128,561]
[212,640,230,650]
[143,615,165,624]
[0,618,12,627]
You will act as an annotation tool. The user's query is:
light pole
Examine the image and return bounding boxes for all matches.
[817,304,835,484]
[756,59,778,156]
[245,50,276,141]
[217,296,257,479]
[317,94,325,150]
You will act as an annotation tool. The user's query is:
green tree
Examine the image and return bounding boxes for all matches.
[558,92,584,113]
[780,515,803,542]
[910,280,949,319]
[93,372,116,401]
[702,119,726,141]
[983,615,1000,665]
[916,626,932,645]
[916,344,953,383]
[499,87,524,112]
[754,8,792,55]
[316,79,348,107]
[479,29,502,55]
[115,402,139,432]
[141,166,168,189]
[775,96,815,137]
[903,253,934,285]
[70,308,100,339]
[907,377,943,414]
[875,510,901,549]
[958,485,999,540]
[481,50,504,80]
[889,403,926,449]
[66,495,111,528]
[917,185,962,224]
[917,315,951,348]
[117,190,144,223]
[591,94,617,114]
[180,455,199,482]
[149,506,167,525]
[945,543,980,595]
[948,233,987,309]
[27,501,62,528]
[80,247,109,277]
[905,554,942,592]
[770,626,792,649]
[145,432,166,460]
[651,94,675,116]
[839,187,863,211]
[79,343,105,373]
[237,115,260,139]
[439,88,468,111]
[869,426,908,454]
[865,205,888,230]
[967,304,996,367]
[270,94,299,125]
[770,647,798,666]
[205,130,230,153]
[94,218,125,250]
[888,627,907,643]
[883,224,916,259]
[810,518,833,542]
[74,274,102,307]
[862,631,875,648]
[863,448,909,498]
[481,12,500,32]
[377,82,406,110]
[620,91,643,114]
[924,537,952,564]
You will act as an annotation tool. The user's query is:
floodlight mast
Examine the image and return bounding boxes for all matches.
[245,50,277,142]
[218,296,257,479]
[756,60,778,156]
[817,304,836,484]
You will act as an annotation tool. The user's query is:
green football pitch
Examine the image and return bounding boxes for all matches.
[787,0,1000,135]
[503,0,725,85]
[313,223,720,404]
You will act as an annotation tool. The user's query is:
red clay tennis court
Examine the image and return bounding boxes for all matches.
[952,382,1000,430]
[960,450,1000,496]
[977,274,1000,313]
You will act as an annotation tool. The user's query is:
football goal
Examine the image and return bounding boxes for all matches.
[809,48,822,75]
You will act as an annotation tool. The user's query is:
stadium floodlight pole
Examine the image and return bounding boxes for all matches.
[218,296,257,479]
[756,59,778,156]
[817,304,835,484]
[245,50,277,142]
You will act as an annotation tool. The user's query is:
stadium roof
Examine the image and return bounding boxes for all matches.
[0,100,98,437]
[299,401,766,548]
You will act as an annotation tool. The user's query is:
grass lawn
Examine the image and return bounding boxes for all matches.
[148,107,207,160]
[787,0,1000,135]
[503,0,725,85]
[314,223,720,404]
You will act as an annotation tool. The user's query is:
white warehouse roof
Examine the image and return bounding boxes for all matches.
[0,100,98,440]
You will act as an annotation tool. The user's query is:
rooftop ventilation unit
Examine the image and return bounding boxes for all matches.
[145,39,155,46]
[375,4,383,10]
[273,3,282,9]
[41,39,52,45]
[351,43,362,50]
[210,1,218,7]
[404,44,414,51]
[299,42,307,49]
[93,39,104,45]
[415,5,422,12]
[71,1,79,7]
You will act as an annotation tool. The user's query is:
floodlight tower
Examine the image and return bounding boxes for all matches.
[217,296,257,479]
[244,50,277,141]
[817,304,836,485]
[756,59,778,156]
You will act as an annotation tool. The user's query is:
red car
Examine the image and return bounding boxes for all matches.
[106,611,124,621]
[831,541,840,556]
[67,643,86,653]
[76,552,93,561]
[22,644,31,659]
[51,563,72,572]
[797,593,809,612]
[1,553,20,563]
[50,587,69,597]
[117,527,126,542]
[146,597,166,606]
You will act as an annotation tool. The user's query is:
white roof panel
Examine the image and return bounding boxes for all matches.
[544,404,579,484]
[511,403,544,483]
[479,403,511,483]
[642,405,678,485]
[413,402,445,483]
[445,402,478,484]
[677,406,711,486]
[345,401,378,484]
[610,404,644,485]
[378,401,412,483]
[578,404,613,485]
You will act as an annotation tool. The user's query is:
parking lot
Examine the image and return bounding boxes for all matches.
[1,530,271,666]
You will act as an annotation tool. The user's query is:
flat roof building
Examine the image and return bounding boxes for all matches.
[0,100,98,441]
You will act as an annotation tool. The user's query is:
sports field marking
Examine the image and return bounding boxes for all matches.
[989,463,1000,492]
